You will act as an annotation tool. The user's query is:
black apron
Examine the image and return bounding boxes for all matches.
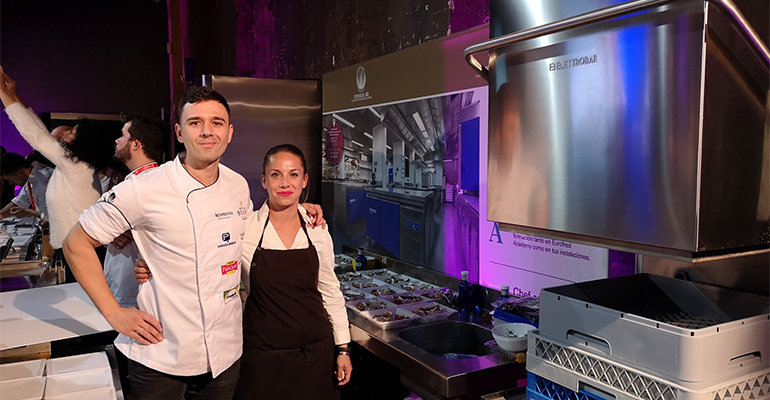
[234,212,337,400]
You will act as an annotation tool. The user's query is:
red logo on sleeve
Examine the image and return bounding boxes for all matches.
[221,260,238,276]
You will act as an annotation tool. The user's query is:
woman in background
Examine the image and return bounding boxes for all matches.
[0,67,120,281]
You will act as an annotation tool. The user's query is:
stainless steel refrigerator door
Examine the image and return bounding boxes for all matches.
[203,76,322,207]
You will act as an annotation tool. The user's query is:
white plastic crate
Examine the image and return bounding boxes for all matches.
[538,274,770,383]
[46,351,110,375]
[44,367,114,397]
[526,329,770,400]
[0,376,45,400]
[0,359,45,381]
[44,386,117,400]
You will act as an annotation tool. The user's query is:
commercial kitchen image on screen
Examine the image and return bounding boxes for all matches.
[322,88,485,280]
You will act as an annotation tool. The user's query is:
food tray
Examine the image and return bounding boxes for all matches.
[334,254,353,270]
[0,359,45,381]
[0,376,45,400]
[380,293,431,306]
[45,386,117,400]
[400,302,456,323]
[46,351,110,375]
[539,274,770,383]
[527,329,770,400]
[361,269,396,278]
[348,278,385,290]
[366,285,406,297]
[380,274,414,285]
[360,307,418,330]
[346,297,397,312]
[396,280,437,292]
[414,288,451,305]
[336,271,369,282]
[44,367,114,397]
[342,289,374,302]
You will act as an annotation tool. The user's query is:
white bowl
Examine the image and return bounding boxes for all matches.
[491,322,536,352]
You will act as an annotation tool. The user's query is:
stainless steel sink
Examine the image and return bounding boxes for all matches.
[398,321,493,357]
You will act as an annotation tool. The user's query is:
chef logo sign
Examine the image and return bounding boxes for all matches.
[326,121,343,165]
[352,66,371,102]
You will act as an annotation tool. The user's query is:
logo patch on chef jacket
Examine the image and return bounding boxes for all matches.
[218,232,236,248]
[215,211,234,219]
[223,284,239,304]
[221,260,238,276]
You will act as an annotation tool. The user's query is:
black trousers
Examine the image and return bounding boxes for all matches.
[127,358,241,400]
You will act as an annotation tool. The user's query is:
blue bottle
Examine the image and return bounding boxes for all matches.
[355,248,368,271]
[458,271,473,312]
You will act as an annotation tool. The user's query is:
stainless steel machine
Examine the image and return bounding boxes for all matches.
[465,0,769,294]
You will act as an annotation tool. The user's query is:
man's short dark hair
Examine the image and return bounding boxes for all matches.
[125,115,170,163]
[176,86,230,123]
[0,152,32,177]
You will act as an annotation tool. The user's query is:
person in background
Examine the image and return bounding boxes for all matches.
[104,114,169,309]
[26,150,56,169]
[0,147,17,207]
[0,152,53,221]
[233,144,351,399]
[0,67,121,282]
[102,114,169,399]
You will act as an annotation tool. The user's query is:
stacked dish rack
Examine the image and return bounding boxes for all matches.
[526,274,770,400]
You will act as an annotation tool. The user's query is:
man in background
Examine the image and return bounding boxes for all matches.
[103,114,169,399]
[0,152,53,220]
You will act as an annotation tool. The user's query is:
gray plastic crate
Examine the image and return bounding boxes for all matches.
[526,329,770,400]
[538,274,770,383]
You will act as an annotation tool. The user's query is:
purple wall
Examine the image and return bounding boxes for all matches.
[234,0,490,80]
[0,0,169,156]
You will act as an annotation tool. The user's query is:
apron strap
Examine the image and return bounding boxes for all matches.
[257,209,314,249]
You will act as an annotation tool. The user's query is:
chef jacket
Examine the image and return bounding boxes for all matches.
[80,155,251,377]
[241,201,351,345]
[103,162,158,308]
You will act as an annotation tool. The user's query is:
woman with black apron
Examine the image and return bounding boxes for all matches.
[234,144,352,400]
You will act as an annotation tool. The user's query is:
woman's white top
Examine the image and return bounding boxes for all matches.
[241,201,351,345]
[6,102,100,248]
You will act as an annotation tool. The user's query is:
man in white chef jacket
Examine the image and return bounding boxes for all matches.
[63,87,249,399]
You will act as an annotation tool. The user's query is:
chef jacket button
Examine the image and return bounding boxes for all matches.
[252,263,256,267]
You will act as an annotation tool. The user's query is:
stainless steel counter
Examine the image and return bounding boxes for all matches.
[347,267,527,399]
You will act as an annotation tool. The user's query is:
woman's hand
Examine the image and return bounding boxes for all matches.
[0,67,21,108]
[301,203,326,228]
[336,351,352,385]
[134,259,153,283]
